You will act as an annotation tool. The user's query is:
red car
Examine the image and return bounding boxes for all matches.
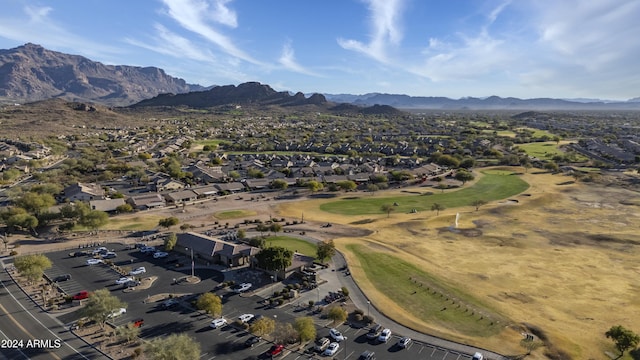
[72,291,90,300]
[132,318,144,328]
[266,344,284,357]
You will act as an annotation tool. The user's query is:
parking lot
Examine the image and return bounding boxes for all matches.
[43,243,477,360]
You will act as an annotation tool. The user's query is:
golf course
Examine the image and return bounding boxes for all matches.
[277,167,640,359]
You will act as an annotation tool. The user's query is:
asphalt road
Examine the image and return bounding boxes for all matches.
[0,268,109,360]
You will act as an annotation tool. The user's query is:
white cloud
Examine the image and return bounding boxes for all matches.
[125,24,216,62]
[337,0,405,63]
[161,0,262,65]
[278,41,320,77]
[0,5,121,59]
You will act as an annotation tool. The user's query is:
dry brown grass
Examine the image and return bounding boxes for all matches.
[276,168,640,359]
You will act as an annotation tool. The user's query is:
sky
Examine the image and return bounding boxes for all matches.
[1,0,639,101]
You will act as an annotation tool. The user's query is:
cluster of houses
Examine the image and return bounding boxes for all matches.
[0,139,51,174]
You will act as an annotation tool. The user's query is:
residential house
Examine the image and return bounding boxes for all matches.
[127,193,166,210]
[64,182,106,202]
[164,190,198,204]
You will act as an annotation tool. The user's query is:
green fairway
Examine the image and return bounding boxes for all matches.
[264,235,317,258]
[319,170,529,215]
[347,244,506,337]
[215,210,257,219]
[516,141,564,159]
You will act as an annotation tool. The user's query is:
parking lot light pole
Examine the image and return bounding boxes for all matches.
[367,300,370,317]
[185,247,194,278]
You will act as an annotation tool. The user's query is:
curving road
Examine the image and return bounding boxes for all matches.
[0,265,109,360]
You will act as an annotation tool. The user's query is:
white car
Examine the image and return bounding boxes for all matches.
[472,352,484,360]
[108,307,126,318]
[238,314,254,323]
[324,342,340,356]
[153,251,168,258]
[210,318,227,329]
[397,336,411,348]
[115,277,134,285]
[86,258,103,265]
[129,267,146,276]
[233,282,252,293]
[329,328,346,342]
[140,246,156,253]
[378,328,391,343]
[91,247,108,255]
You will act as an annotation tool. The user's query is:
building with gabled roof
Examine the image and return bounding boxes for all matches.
[176,232,259,267]
[63,182,106,202]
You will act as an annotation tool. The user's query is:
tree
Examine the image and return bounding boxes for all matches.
[274,322,298,345]
[431,203,445,216]
[454,169,475,185]
[255,246,293,272]
[336,180,357,191]
[367,184,379,195]
[271,179,288,191]
[82,288,126,330]
[145,333,201,360]
[471,199,488,211]
[544,161,559,173]
[195,293,222,317]
[115,323,140,344]
[306,180,324,193]
[327,306,348,325]
[294,317,316,343]
[79,210,109,230]
[164,232,177,251]
[14,192,56,215]
[436,183,448,193]
[316,240,336,263]
[605,325,640,357]
[115,203,133,213]
[237,229,246,239]
[13,254,52,283]
[269,223,283,235]
[381,204,395,218]
[249,316,276,337]
[158,217,179,229]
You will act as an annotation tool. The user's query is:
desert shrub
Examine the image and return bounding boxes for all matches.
[9,250,18,256]
[353,309,364,316]
[353,313,363,322]
[363,315,374,324]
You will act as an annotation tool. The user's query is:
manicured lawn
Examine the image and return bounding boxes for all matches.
[347,244,505,337]
[214,210,257,219]
[319,170,529,215]
[264,235,317,258]
[101,215,163,230]
[516,141,564,159]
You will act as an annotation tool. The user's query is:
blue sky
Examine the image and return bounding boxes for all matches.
[1,0,639,100]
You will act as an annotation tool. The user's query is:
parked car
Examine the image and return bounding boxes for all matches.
[329,328,346,342]
[238,313,254,323]
[396,336,411,349]
[108,307,126,318]
[72,291,89,300]
[358,350,376,360]
[129,267,146,276]
[153,251,168,259]
[71,251,88,257]
[115,277,134,285]
[102,252,117,259]
[210,318,227,329]
[161,298,179,309]
[86,258,103,265]
[266,344,284,357]
[366,324,382,339]
[53,274,71,282]
[140,246,156,254]
[314,337,330,352]
[132,318,144,328]
[244,335,261,347]
[472,352,484,360]
[125,280,141,288]
[324,342,340,356]
[248,314,263,324]
[91,247,108,255]
[378,329,391,343]
[233,282,252,293]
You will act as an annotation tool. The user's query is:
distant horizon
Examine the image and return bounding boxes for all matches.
[1,1,639,101]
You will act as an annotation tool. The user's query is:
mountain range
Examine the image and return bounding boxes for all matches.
[1,43,639,110]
